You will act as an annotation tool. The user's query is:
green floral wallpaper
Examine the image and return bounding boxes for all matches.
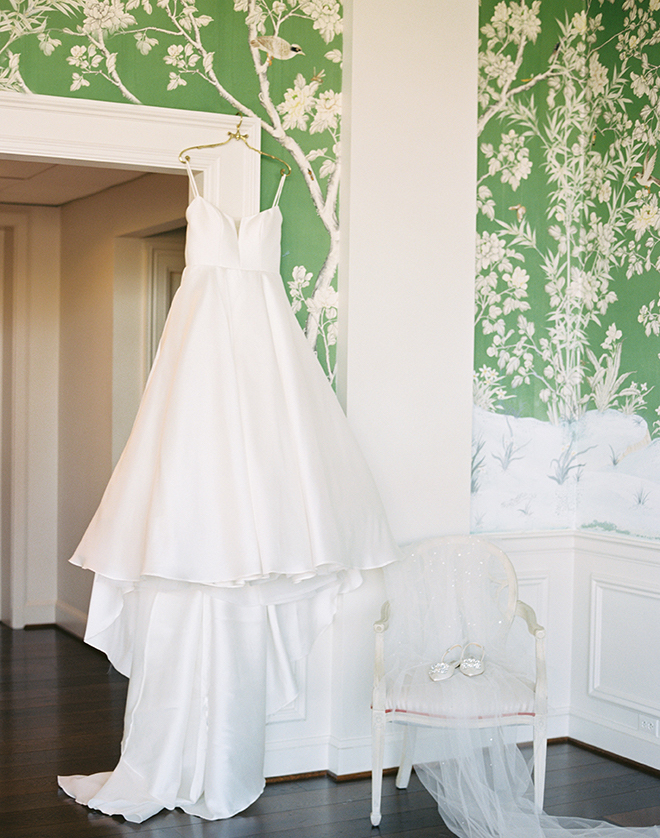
[473,0,660,538]
[0,0,341,379]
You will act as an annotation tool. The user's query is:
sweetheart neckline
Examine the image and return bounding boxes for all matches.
[189,195,281,235]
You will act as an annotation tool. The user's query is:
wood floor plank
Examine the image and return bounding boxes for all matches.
[608,807,660,828]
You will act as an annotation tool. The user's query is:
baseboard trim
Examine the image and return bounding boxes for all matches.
[265,770,327,785]
[568,737,660,778]
[54,599,87,639]
[271,736,660,784]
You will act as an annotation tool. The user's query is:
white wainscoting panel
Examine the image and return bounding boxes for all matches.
[589,574,660,715]
[571,532,660,770]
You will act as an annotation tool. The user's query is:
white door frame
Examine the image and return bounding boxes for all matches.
[0,91,261,628]
[0,90,261,215]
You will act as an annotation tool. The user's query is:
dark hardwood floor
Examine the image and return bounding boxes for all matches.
[2,624,659,838]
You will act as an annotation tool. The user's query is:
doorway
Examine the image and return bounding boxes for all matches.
[0,94,261,633]
[0,170,188,631]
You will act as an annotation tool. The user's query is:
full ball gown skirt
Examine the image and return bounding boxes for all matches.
[58,184,399,821]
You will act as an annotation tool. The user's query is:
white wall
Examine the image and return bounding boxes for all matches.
[341,0,478,544]
[57,174,188,633]
[312,0,480,777]
[0,205,60,628]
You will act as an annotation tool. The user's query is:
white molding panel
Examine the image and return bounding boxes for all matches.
[570,531,660,768]
[589,574,660,715]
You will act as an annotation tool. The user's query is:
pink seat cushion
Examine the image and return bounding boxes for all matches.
[384,663,536,720]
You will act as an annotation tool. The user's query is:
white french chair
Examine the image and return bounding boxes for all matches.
[370,536,547,827]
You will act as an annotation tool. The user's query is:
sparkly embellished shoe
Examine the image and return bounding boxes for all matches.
[459,642,485,676]
[428,644,462,681]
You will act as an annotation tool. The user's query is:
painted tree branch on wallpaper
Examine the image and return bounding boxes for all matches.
[0,0,342,380]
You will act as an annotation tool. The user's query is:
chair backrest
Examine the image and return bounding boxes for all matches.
[383,536,520,673]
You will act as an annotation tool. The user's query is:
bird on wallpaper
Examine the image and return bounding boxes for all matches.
[250,36,304,65]
[509,204,526,222]
[634,150,660,190]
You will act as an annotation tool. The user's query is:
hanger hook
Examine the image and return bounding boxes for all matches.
[178,113,292,177]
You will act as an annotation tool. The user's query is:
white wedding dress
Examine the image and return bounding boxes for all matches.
[58,167,399,822]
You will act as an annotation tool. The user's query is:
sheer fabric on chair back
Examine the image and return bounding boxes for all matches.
[384,537,535,723]
[382,537,660,838]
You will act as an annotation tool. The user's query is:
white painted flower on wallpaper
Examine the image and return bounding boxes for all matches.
[588,53,608,96]
[288,265,313,314]
[482,131,533,191]
[80,0,136,36]
[602,323,622,350]
[476,230,507,272]
[310,89,340,133]
[639,294,660,337]
[307,286,338,321]
[629,194,660,240]
[571,10,588,37]
[482,0,541,46]
[276,72,341,153]
[479,50,517,97]
[300,0,342,44]
[277,73,319,130]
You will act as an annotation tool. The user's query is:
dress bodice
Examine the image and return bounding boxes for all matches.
[185,197,282,274]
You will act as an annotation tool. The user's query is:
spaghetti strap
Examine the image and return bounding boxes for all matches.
[184,158,200,199]
[272,172,287,208]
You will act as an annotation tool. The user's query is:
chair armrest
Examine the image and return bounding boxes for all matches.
[374,601,391,634]
[516,600,548,711]
[372,602,390,709]
[515,600,545,638]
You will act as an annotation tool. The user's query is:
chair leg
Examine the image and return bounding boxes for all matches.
[395,726,417,789]
[533,717,547,811]
[371,710,386,826]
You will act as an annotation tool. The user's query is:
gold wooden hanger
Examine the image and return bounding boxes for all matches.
[178,115,291,176]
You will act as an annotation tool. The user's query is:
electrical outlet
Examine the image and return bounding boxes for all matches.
[639,714,659,736]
